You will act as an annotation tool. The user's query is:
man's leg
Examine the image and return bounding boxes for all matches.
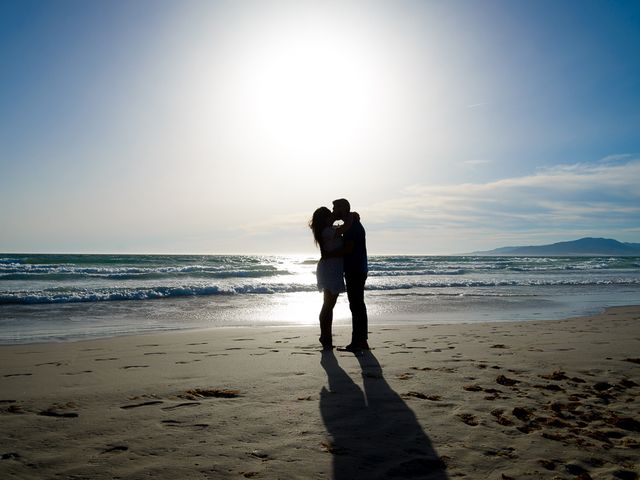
[345,272,368,346]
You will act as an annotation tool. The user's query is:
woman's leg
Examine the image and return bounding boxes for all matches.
[319,290,338,347]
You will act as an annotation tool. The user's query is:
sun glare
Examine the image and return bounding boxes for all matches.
[215,7,399,164]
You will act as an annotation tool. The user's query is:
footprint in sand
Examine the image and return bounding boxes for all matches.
[463,384,483,392]
[457,413,479,426]
[491,409,515,426]
[136,344,159,347]
[533,383,564,392]
[539,370,569,381]
[144,352,167,356]
[35,361,67,367]
[38,406,79,418]
[403,392,442,401]
[161,402,201,411]
[120,400,164,409]
[3,373,32,378]
[437,367,458,373]
[94,358,119,362]
[180,388,240,399]
[620,379,639,388]
[1,401,21,414]
[4,404,24,414]
[537,459,557,470]
[483,447,517,459]
[161,419,182,425]
[101,445,128,454]
[63,370,93,375]
[496,375,520,386]
[120,365,149,369]
[512,406,534,421]
[1,453,21,460]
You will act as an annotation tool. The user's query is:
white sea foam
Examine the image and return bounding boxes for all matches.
[2,254,640,343]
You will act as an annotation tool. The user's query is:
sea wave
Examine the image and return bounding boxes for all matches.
[0,283,311,305]
[0,264,287,280]
[2,277,639,305]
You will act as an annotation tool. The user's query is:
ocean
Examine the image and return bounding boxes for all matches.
[1,254,640,344]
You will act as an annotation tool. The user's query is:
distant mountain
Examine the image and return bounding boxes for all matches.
[471,237,640,256]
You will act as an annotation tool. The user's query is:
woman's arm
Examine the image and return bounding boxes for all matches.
[322,212,359,259]
[334,212,359,235]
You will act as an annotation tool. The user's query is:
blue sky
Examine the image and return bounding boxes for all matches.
[1,0,639,254]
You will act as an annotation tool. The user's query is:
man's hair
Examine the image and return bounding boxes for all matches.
[332,198,351,212]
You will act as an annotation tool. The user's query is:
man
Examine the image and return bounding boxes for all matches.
[331,198,369,352]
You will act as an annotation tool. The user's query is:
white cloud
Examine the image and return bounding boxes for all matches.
[229,157,639,254]
[360,157,640,252]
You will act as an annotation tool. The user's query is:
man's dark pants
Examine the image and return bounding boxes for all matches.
[345,271,368,344]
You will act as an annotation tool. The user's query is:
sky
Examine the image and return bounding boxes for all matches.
[1,0,639,255]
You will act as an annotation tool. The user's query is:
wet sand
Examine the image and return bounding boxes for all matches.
[1,306,639,479]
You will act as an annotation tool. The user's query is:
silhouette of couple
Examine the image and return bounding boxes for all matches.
[310,198,369,352]
[312,199,448,479]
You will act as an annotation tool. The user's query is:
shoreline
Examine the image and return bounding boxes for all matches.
[1,306,639,479]
[2,295,638,346]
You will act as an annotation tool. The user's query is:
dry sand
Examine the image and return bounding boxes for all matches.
[1,306,639,479]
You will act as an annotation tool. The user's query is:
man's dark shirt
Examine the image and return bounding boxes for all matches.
[343,219,368,274]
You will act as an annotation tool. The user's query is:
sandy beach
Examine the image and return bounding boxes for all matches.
[1,306,639,479]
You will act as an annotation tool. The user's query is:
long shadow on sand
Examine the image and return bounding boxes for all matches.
[320,351,448,480]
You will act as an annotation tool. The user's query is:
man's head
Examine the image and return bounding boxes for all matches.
[332,198,351,221]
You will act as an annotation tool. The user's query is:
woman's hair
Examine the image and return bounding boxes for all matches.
[309,207,332,247]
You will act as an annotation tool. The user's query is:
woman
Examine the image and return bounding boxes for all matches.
[309,207,354,350]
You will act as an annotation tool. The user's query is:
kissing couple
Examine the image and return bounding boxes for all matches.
[309,198,369,353]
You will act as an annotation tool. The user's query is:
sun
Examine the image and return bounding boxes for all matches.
[238,29,378,152]
[215,6,398,164]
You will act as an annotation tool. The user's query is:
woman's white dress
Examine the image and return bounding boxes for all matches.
[316,226,345,294]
